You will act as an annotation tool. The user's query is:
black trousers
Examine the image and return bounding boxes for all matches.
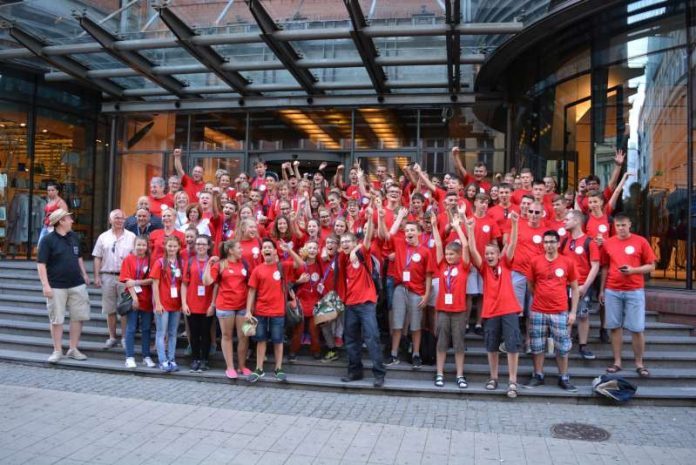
[187,314,213,361]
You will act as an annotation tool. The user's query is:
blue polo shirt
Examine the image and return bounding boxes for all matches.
[37,231,85,289]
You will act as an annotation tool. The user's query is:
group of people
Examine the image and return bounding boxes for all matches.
[36,146,656,396]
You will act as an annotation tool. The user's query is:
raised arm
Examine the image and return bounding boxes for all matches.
[388,207,408,236]
[173,148,186,178]
[377,204,388,240]
[451,216,469,265]
[412,163,438,193]
[505,211,519,262]
[430,214,444,264]
[356,165,369,198]
[464,217,482,268]
[451,147,468,183]
[280,240,305,269]
[203,256,220,286]
[363,206,374,249]
[607,171,632,210]
[333,164,345,189]
[292,160,302,179]
[606,149,626,191]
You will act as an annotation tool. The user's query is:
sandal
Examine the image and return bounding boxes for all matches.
[507,382,518,399]
[456,376,468,389]
[434,374,444,387]
[606,364,622,374]
[485,379,498,391]
[636,366,650,378]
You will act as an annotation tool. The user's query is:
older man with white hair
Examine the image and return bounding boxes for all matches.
[93,209,136,349]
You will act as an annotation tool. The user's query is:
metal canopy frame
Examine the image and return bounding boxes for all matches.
[74,12,199,99]
[246,0,321,95]
[344,0,388,95]
[445,0,461,94]
[2,22,127,98]
[155,4,258,97]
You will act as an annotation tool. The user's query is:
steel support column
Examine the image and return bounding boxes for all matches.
[445,0,461,94]
[74,13,199,98]
[344,0,389,95]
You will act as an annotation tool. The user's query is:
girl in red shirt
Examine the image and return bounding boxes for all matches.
[182,235,215,373]
[151,235,184,372]
[289,240,323,360]
[236,218,264,271]
[149,209,186,262]
[120,235,155,369]
[204,240,251,379]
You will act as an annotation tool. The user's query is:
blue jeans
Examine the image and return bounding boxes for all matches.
[155,311,181,364]
[512,271,531,315]
[125,310,152,359]
[344,302,385,379]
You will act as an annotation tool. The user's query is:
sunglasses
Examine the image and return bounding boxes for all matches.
[528,210,543,215]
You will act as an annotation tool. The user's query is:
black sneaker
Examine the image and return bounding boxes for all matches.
[288,353,298,363]
[190,360,201,373]
[200,360,209,371]
[341,373,364,382]
[248,368,265,383]
[385,355,400,366]
[473,325,484,336]
[411,354,422,369]
[523,374,545,388]
[274,368,287,382]
[373,377,385,388]
[579,347,596,360]
[558,377,578,392]
[599,329,609,344]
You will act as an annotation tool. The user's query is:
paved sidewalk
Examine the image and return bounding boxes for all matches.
[0,363,694,465]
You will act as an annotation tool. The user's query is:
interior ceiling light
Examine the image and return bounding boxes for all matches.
[278,110,340,150]
[359,108,399,149]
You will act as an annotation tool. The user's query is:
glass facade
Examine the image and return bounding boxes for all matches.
[480,0,695,288]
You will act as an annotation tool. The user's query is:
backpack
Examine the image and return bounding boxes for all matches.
[356,249,382,294]
[592,374,637,403]
[420,329,437,365]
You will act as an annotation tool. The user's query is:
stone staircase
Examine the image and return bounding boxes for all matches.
[0,260,695,404]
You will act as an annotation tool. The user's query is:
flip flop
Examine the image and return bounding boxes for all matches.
[606,364,622,373]
[636,366,650,378]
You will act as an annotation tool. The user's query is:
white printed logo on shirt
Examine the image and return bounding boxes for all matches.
[625,245,635,255]
[252,247,259,258]
[449,267,459,277]
[482,225,490,233]
[310,272,320,282]
[555,268,565,278]
[533,235,542,244]
[598,224,608,233]
[259,184,266,192]
[412,253,421,263]
[558,227,567,237]
[241,268,247,276]
[575,246,584,255]
[273,271,281,280]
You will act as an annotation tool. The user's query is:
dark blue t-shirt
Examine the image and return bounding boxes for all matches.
[37,231,85,289]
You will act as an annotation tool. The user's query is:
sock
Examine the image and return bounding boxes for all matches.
[391,352,398,358]
[413,352,420,357]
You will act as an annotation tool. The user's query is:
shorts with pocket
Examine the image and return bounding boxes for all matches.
[436,311,467,353]
[46,284,91,325]
[484,313,522,353]
[216,309,246,319]
[391,285,423,331]
[254,315,285,344]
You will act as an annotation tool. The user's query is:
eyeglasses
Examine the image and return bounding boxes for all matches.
[528,210,543,215]
[543,240,558,244]
[320,216,330,220]
[195,243,208,247]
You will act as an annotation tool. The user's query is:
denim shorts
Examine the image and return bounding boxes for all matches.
[484,313,522,353]
[254,315,285,344]
[604,289,646,332]
[529,310,572,356]
[216,309,246,319]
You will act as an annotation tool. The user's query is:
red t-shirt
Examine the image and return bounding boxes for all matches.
[478,256,521,318]
[601,234,656,291]
[148,229,186,263]
[181,174,205,203]
[119,254,153,311]
[239,238,263,272]
[586,204,613,238]
[545,217,569,239]
[249,261,293,317]
[461,173,492,193]
[527,254,577,313]
[148,194,174,217]
[210,260,248,310]
[183,256,214,314]
[471,215,502,259]
[510,221,546,275]
[561,234,600,285]
[434,259,468,312]
[294,261,323,317]
[387,236,433,296]
[150,257,183,311]
[340,244,377,306]
[488,204,518,232]
[580,186,613,213]
[511,188,532,206]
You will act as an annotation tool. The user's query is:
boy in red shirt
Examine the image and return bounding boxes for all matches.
[466,211,522,398]
[599,214,656,377]
[338,207,386,387]
[525,230,580,391]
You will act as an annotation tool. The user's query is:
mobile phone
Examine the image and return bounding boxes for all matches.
[618,265,628,272]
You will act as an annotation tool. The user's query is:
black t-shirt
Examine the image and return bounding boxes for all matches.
[37,231,85,289]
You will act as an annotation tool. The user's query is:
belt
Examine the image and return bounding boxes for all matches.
[100,271,120,275]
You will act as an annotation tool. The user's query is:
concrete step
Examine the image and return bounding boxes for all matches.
[0,348,694,405]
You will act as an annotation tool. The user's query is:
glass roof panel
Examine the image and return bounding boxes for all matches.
[110,76,148,89]
[313,67,372,86]
[71,52,123,71]
[368,0,445,22]
[385,64,447,83]
[260,0,350,24]
[213,43,277,63]
[291,39,359,60]
[243,69,301,87]
[374,35,446,57]
[141,48,200,67]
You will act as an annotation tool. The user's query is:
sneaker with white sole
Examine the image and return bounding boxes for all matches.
[47,350,62,364]
[142,357,156,368]
[103,338,118,349]
[66,348,87,361]
[125,357,137,369]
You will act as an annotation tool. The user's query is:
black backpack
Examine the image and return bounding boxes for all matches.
[420,329,437,365]
[356,249,382,294]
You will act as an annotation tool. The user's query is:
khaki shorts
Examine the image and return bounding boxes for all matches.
[436,311,467,353]
[46,284,91,325]
[100,273,122,315]
[392,285,423,331]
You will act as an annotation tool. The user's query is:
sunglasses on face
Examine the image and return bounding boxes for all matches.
[528,210,542,215]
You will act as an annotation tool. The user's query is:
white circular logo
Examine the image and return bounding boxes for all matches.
[310,272,320,282]
[161,204,168,211]
[575,246,584,255]
[361,197,369,205]
[412,253,421,263]
[424,191,431,198]
[273,271,281,280]
[351,261,361,269]
[174,269,181,278]
[287,241,294,250]
[598,224,608,233]
[142,266,148,273]
[450,267,459,277]
[480,187,485,193]
[241,268,247,276]
[558,227,567,236]
[428,239,435,248]
[259,184,266,192]
[625,245,635,255]
[554,268,564,278]
[482,225,491,233]
[497,266,502,275]
[252,247,259,255]
[533,235,542,244]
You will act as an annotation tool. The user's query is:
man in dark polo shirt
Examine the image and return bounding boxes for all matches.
[37,209,92,363]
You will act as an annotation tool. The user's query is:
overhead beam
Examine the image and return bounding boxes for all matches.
[2,21,127,99]
[155,4,258,97]
[74,12,199,99]
[0,22,522,61]
[344,0,388,95]
[246,0,321,95]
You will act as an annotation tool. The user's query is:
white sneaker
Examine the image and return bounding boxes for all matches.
[47,350,62,363]
[103,338,118,349]
[125,357,137,369]
[120,338,126,348]
[143,357,156,368]
[66,348,88,361]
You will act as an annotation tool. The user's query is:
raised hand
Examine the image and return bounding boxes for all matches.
[173,148,182,157]
[614,149,626,166]
[509,211,520,223]
[319,162,328,171]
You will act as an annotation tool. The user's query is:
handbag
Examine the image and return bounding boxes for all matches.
[242,316,258,337]
[277,262,303,328]
[312,255,344,325]
[116,291,133,316]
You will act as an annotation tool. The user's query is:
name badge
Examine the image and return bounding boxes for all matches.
[317,283,325,293]
[402,271,411,282]
[170,287,178,298]
[134,286,143,294]
[197,285,206,297]
[445,294,453,305]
